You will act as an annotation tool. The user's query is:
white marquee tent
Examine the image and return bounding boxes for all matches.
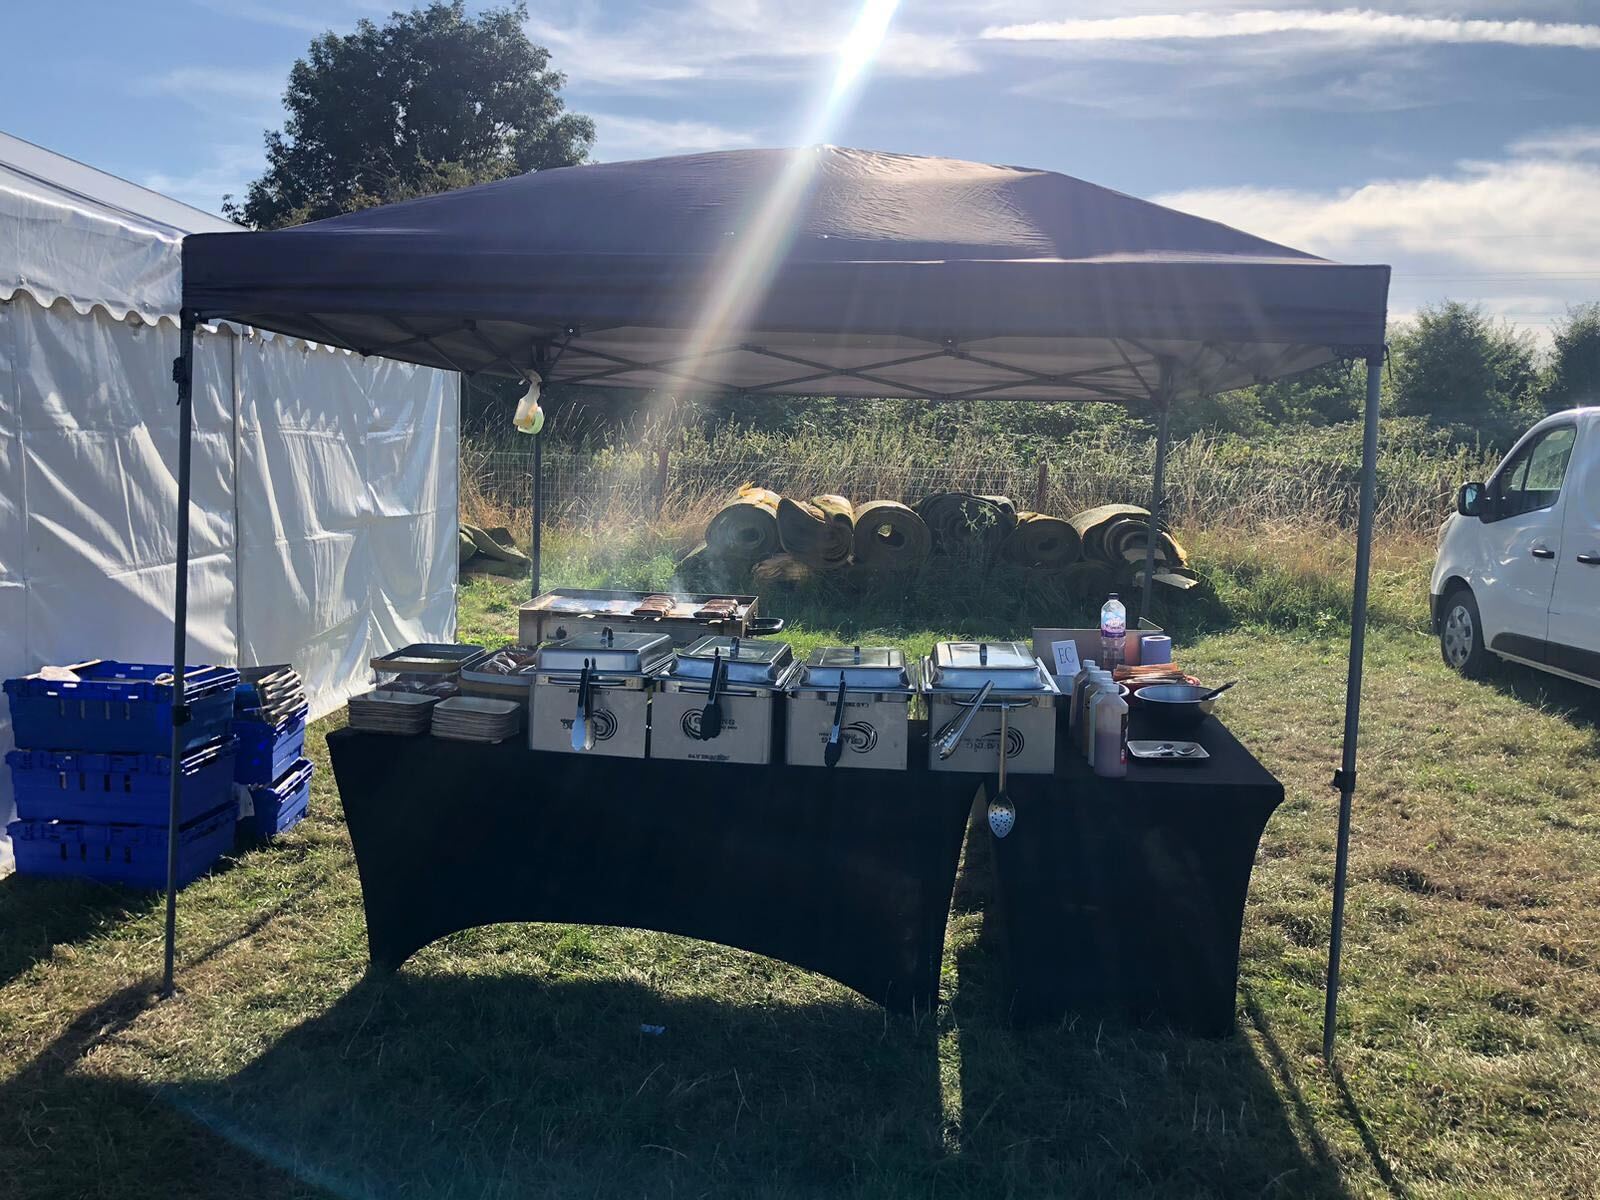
[0,131,460,871]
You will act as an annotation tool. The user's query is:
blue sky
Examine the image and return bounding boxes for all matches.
[5,0,1599,341]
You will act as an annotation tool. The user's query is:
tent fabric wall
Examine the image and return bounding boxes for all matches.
[0,132,459,872]
[235,332,458,713]
[0,292,458,870]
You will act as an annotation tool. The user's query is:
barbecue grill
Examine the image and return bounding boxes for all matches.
[518,588,781,648]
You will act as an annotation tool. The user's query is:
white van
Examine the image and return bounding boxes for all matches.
[1430,407,1599,688]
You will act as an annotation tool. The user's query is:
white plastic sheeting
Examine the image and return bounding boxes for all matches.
[0,294,458,869]
[235,331,460,709]
[0,132,459,872]
[0,130,233,326]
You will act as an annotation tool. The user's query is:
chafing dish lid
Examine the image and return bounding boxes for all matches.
[370,643,486,674]
[535,630,675,676]
[926,640,1052,691]
[798,646,912,691]
[672,635,793,685]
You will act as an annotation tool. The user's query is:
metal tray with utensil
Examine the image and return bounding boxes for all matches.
[527,631,670,759]
[786,647,917,770]
[651,636,796,765]
[922,641,1061,775]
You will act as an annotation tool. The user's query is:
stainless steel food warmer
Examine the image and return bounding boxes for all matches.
[786,646,917,770]
[528,629,674,758]
[922,640,1061,774]
[518,588,782,648]
[650,635,796,765]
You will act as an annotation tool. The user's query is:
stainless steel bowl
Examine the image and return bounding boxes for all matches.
[1135,683,1217,731]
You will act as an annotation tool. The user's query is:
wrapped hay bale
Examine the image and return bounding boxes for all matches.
[915,492,1017,558]
[851,500,931,571]
[704,483,782,562]
[1067,503,1195,591]
[1000,511,1081,569]
[776,494,854,569]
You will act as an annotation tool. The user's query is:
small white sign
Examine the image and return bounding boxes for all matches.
[1050,639,1082,679]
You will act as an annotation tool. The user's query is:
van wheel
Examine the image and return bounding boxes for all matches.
[1440,587,1492,678]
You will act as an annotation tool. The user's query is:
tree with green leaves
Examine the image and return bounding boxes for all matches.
[1541,303,1600,413]
[225,1,594,230]
[1387,300,1541,450]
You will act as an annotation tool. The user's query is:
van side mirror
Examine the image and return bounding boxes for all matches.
[1457,481,1485,518]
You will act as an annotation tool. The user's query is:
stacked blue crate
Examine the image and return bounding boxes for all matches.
[232,665,313,840]
[4,662,241,888]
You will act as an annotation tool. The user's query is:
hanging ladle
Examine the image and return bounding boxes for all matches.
[987,702,1016,839]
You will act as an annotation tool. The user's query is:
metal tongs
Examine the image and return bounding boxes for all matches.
[570,659,595,751]
[936,680,995,759]
[824,672,849,767]
[698,648,726,740]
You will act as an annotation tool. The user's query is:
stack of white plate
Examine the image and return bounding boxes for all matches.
[430,696,523,743]
[347,690,439,734]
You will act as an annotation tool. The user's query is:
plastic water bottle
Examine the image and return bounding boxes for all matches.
[1100,593,1127,670]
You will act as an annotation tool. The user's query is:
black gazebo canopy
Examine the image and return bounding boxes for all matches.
[171,145,1390,1059]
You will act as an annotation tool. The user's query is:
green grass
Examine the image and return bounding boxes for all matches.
[3,545,1598,1199]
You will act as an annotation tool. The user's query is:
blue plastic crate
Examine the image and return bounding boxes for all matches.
[244,757,313,841]
[5,661,239,753]
[7,736,238,826]
[231,706,308,786]
[7,803,236,889]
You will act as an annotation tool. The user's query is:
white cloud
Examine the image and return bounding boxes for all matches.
[1510,126,1600,158]
[983,9,1600,50]
[590,115,758,161]
[529,1,978,92]
[1153,153,1600,341]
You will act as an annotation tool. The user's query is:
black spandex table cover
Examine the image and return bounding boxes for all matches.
[988,712,1284,1036]
[327,729,975,1012]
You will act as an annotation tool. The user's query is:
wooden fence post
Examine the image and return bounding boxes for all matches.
[1035,460,1049,512]
[655,446,671,517]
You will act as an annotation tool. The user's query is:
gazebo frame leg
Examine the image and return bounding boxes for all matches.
[1323,346,1383,1061]
[163,309,198,996]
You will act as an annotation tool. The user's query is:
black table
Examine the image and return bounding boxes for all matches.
[327,729,976,1012]
[986,712,1284,1036]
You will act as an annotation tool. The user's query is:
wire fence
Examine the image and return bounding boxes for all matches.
[462,445,1462,537]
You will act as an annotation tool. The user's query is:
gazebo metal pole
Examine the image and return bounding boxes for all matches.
[1323,346,1383,1061]
[163,309,198,997]
[1140,363,1175,617]
[530,430,543,598]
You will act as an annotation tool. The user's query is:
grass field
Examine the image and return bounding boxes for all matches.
[2,532,1597,1199]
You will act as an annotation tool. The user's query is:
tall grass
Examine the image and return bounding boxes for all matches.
[462,417,1493,546]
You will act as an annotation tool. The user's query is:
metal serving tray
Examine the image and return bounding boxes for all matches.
[794,646,916,694]
[670,636,794,688]
[370,643,486,675]
[535,630,675,678]
[924,641,1055,694]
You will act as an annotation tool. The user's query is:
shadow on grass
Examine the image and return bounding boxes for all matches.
[0,876,339,1200]
[0,838,320,991]
[173,969,950,1198]
[1484,658,1600,734]
[943,815,1354,1200]
[0,875,161,989]
[1243,989,1408,1200]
